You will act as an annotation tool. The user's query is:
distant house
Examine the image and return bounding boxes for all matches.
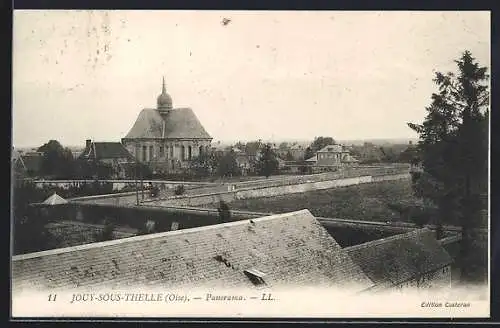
[13,150,44,178]
[288,143,306,160]
[345,228,453,292]
[78,140,136,178]
[12,210,374,293]
[232,147,252,175]
[304,144,359,173]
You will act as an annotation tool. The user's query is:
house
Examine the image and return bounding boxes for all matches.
[232,147,252,175]
[288,143,306,160]
[12,210,374,293]
[13,151,44,178]
[345,228,453,292]
[121,77,213,173]
[305,144,359,173]
[78,140,136,178]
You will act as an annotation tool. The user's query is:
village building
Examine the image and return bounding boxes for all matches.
[12,150,44,178]
[78,140,136,178]
[232,147,252,176]
[121,78,213,174]
[345,228,453,292]
[299,144,359,173]
[12,208,455,295]
[12,210,374,293]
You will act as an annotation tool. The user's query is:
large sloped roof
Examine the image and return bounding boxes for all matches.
[78,142,135,161]
[12,210,373,293]
[345,228,453,289]
[123,108,212,140]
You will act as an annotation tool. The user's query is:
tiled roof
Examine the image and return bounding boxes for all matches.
[317,145,344,153]
[78,142,135,161]
[123,108,212,140]
[345,228,453,289]
[12,210,374,293]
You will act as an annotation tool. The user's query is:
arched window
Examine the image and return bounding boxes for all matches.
[181,146,186,160]
[188,146,192,160]
[135,145,141,161]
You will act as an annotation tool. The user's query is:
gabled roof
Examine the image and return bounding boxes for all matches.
[345,228,453,289]
[42,193,68,205]
[317,144,345,153]
[123,108,212,140]
[78,142,135,161]
[15,153,43,173]
[12,210,374,293]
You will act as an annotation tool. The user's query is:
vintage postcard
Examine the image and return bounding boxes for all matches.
[11,10,490,319]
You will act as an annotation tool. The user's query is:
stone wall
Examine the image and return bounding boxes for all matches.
[29,179,214,190]
[147,174,410,207]
[45,221,138,248]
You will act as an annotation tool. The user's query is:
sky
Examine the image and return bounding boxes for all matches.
[12,10,490,148]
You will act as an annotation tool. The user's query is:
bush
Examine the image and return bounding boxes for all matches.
[174,185,185,195]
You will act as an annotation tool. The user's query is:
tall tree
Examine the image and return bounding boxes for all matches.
[190,151,219,177]
[38,140,75,178]
[309,137,336,153]
[256,144,279,178]
[408,51,489,281]
[216,150,240,178]
[303,147,315,160]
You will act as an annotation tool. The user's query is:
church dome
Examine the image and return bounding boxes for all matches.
[157,77,173,110]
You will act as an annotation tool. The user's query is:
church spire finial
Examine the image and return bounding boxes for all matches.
[157,76,173,110]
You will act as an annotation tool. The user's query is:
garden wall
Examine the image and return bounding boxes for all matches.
[146,173,411,207]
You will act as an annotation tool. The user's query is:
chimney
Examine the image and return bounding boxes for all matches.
[86,139,92,149]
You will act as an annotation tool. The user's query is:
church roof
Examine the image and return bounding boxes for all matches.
[123,108,212,140]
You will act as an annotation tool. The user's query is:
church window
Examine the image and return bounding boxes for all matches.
[142,146,147,162]
[188,146,192,160]
[135,145,140,161]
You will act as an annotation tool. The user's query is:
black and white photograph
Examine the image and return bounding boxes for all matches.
[11,10,490,318]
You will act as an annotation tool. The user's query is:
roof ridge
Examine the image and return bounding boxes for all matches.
[345,228,431,251]
[13,209,313,261]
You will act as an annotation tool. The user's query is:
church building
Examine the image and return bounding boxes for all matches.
[121,78,212,173]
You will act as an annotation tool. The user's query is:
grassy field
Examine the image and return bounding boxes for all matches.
[227,179,420,222]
